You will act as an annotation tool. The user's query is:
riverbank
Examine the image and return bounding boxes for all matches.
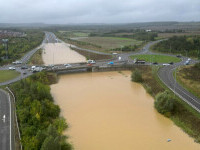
[0,70,20,83]
[133,66,200,143]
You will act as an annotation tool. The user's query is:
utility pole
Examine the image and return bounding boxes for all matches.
[2,39,9,59]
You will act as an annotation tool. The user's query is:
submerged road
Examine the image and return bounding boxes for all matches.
[46,32,200,112]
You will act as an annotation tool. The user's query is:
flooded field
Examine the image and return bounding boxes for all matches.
[42,43,86,65]
[51,71,199,150]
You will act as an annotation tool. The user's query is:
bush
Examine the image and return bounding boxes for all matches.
[154,91,174,116]
[194,63,200,70]
[131,69,143,82]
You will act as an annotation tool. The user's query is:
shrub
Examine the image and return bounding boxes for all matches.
[131,69,143,82]
[154,91,174,116]
[194,63,200,70]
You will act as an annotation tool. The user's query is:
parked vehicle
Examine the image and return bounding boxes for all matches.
[152,62,158,65]
[169,62,174,65]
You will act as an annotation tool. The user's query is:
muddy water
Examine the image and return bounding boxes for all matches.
[51,71,199,150]
[42,43,86,65]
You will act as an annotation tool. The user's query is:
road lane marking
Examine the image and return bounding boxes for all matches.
[158,68,200,113]
[2,115,5,123]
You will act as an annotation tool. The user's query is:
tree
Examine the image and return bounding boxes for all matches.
[154,91,174,116]
[131,69,143,82]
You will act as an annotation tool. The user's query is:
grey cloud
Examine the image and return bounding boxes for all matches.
[0,0,199,23]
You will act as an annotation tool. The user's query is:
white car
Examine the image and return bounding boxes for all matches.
[162,63,170,66]
[64,64,72,68]
[12,60,22,64]
[87,60,96,64]
[9,67,16,70]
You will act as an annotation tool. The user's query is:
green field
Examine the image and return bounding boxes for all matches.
[77,37,143,50]
[58,31,89,38]
[0,70,20,83]
[130,54,181,63]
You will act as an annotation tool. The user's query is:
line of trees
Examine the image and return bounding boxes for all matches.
[10,72,72,150]
[153,36,200,58]
[89,30,158,41]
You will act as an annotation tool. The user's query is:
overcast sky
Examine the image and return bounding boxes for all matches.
[0,0,199,24]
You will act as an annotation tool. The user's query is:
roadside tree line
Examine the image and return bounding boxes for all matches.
[0,30,44,65]
[10,72,72,150]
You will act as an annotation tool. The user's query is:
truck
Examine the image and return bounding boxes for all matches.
[133,58,145,64]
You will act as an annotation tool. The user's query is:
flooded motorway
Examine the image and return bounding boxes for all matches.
[42,43,86,65]
[51,71,199,150]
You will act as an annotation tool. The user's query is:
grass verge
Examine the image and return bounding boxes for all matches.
[0,70,20,83]
[176,64,200,99]
[130,54,181,63]
[28,48,44,65]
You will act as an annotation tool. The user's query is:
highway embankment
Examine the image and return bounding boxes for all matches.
[132,66,200,143]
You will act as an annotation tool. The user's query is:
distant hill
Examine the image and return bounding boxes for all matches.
[0,21,199,31]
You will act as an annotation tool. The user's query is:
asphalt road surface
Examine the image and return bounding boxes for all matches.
[158,59,200,112]
[0,89,12,150]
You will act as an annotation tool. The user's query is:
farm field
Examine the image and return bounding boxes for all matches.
[130,54,181,63]
[58,31,90,38]
[156,31,200,39]
[76,37,143,50]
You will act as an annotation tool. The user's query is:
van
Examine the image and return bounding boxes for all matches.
[87,60,96,64]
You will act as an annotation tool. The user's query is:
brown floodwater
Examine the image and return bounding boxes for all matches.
[42,43,86,65]
[51,71,199,150]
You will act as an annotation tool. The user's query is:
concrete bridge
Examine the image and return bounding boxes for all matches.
[46,62,145,75]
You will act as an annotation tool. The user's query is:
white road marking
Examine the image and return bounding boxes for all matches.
[2,115,5,123]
